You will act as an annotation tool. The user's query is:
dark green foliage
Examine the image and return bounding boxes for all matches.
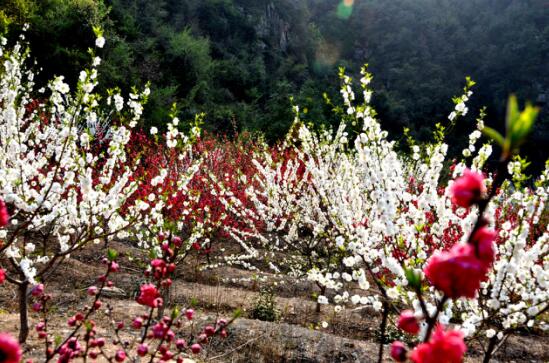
[2,0,547,165]
[250,286,279,322]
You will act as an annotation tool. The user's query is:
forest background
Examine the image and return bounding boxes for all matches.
[1,0,547,166]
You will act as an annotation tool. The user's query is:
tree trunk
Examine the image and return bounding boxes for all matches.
[18,281,30,343]
[482,335,498,363]
[315,286,326,314]
[377,300,389,363]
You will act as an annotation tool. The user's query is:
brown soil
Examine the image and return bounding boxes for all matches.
[0,240,547,362]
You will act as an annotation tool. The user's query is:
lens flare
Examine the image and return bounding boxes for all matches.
[337,0,354,19]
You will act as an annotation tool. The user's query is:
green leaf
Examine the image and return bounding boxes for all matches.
[171,306,180,319]
[85,321,94,332]
[508,103,539,149]
[232,308,242,319]
[107,248,118,262]
[481,126,504,147]
[505,95,520,134]
[465,76,476,88]
[405,268,422,290]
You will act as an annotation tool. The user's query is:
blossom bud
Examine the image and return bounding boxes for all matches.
[204,325,215,337]
[32,303,42,312]
[87,286,98,296]
[397,310,420,335]
[137,344,148,357]
[185,309,194,320]
[162,351,174,361]
[152,323,166,339]
[93,300,102,310]
[109,262,120,273]
[0,268,5,284]
[31,284,44,297]
[132,317,143,329]
[197,333,208,343]
[0,199,9,227]
[95,338,105,348]
[172,236,182,247]
[175,339,187,350]
[390,341,407,362]
[115,350,126,362]
[471,227,497,266]
[191,343,201,354]
[116,321,124,330]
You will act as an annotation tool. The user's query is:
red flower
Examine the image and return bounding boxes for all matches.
[0,199,9,227]
[0,269,5,284]
[424,244,487,299]
[0,333,23,363]
[136,283,162,308]
[397,310,420,335]
[115,349,126,362]
[191,343,201,354]
[390,341,408,362]
[471,227,497,266]
[31,284,44,297]
[410,325,466,363]
[137,344,148,357]
[450,169,485,208]
[132,317,143,329]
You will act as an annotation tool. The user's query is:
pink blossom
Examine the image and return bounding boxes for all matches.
[410,325,466,363]
[191,343,201,354]
[390,341,407,362]
[397,310,420,335]
[132,317,143,329]
[185,309,194,320]
[0,333,22,363]
[31,284,44,297]
[450,169,485,208]
[137,344,148,357]
[0,199,9,227]
[471,227,497,266]
[136,283,162,308]
[115,349,126,362]
[424,243,487,299]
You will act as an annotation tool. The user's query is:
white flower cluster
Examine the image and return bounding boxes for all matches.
[0,36,186,285]
[221,66,548,343]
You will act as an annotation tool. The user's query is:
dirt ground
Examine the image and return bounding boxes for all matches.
[0,240,547,362]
